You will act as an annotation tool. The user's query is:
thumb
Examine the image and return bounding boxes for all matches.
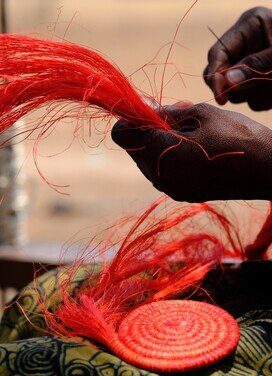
[111,119,150,150]
[225,46,272,87]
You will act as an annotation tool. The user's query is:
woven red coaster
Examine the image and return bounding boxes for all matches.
[113,300,240,372]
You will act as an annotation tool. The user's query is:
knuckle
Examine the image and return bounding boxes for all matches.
[112,119,126,131]
[250,6,271,18]
[111,120,128,143]
[244,54,265,71]
[248,100,261,111]
[168,192,181,202]
[239,6,272,23]
[229,96,244,104]
[239,7,261,20]
[203,65,211,84]
[174,102,215,125]
[207,47,218,64]
[207,45,229,69]
[152,180,166,194]
[190,102,211,114]
[248,100,266,111]
[111,126,121,145]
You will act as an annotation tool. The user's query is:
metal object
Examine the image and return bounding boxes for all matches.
[207,26,236,64]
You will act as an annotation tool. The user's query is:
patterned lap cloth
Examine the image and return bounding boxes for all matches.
[0,261,271,375]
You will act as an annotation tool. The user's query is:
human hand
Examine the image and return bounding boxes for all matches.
[204,7,272,110]
[112,103,272,202]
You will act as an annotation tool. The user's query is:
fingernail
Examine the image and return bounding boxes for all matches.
[226,69,246,84]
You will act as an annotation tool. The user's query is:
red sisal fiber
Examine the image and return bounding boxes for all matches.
[245,202,272,260]
[42,198,241,372]
[0,34,270,257]
[0,33,268,370]
[0,34,168,137]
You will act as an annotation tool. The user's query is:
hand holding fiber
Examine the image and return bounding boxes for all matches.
[112,103,272,202]
[204,6,272,110]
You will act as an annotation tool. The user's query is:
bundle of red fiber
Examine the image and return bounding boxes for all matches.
[43,198,241,372]
[0,34,270,259]
[0,34,269,371]
[0,34,169,136]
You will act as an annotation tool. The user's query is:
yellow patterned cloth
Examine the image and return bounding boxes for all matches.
[0,262,271,375]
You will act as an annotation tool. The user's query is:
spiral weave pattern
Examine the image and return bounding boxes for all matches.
[114,300,240,372]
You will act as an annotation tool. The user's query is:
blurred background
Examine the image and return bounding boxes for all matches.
[0,0,271,294]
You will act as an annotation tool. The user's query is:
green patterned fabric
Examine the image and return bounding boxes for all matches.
[0,262,271,375]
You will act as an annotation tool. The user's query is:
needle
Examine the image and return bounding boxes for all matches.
[207,26,236,64]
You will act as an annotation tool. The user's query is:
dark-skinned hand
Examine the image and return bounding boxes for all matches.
[204,6,272,110]
[112,103,272,202]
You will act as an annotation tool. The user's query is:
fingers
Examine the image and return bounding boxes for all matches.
[112,102,272,202]
[210,72,229,105]
[243,82,272,111]
[112,117,184,184]
[111,119,148,150]
[204,7,272,105]
[204,25,247,101]
[111,103,206,186]
[112,101,197,151]
[225,46,272,87]
[218,47,272,110]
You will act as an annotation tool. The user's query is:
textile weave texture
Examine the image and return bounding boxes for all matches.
[0,262,271,375]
